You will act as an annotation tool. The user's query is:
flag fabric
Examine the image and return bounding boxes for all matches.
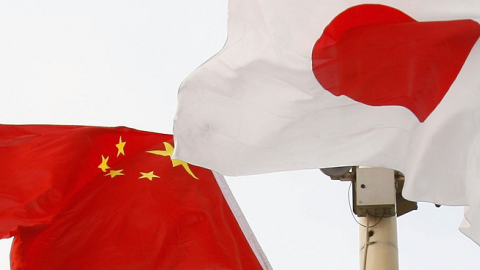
[173,0,480,244]
[0,125,270,270]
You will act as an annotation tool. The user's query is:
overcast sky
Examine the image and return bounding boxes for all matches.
[0,1,479,269]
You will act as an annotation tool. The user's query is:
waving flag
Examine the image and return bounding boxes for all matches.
[173,0,480,244]
[0,125,269,270]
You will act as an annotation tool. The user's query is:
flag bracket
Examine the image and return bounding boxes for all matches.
[320,166,417,217]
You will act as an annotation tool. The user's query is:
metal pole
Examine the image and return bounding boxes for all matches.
[359,214,399,270]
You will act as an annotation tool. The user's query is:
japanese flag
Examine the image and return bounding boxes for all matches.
[173,0,480,244]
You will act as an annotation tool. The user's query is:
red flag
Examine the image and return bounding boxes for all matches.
[0,125,268,269]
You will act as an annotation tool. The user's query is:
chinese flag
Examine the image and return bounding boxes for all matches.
[0,125,267,270]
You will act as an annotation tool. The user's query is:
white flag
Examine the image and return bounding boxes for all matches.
[173,0,480,244]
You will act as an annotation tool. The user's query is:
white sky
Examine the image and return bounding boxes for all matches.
[0,1,479,269]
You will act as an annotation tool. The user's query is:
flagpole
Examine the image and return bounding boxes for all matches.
[356,167,399,270]
[359,214,399,270]
[322,166,412,270]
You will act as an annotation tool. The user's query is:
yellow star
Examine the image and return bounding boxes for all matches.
[147,142,198,179]
[98,155,110,172]
[139,171,160,181]
[116,136,126,157]
[105,169,124,178]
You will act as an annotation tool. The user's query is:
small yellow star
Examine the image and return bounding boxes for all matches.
[139,171,160,181]
[105,169,124,178]
[147,142,198,179]
[116,137,126,157]
[98,155,110,172]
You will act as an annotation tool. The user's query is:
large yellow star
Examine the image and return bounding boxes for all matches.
[98,155,110,172]
[139,171,160,181]
[105,169,124,178]
[147,142,198,179]
[116,136,126,157]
